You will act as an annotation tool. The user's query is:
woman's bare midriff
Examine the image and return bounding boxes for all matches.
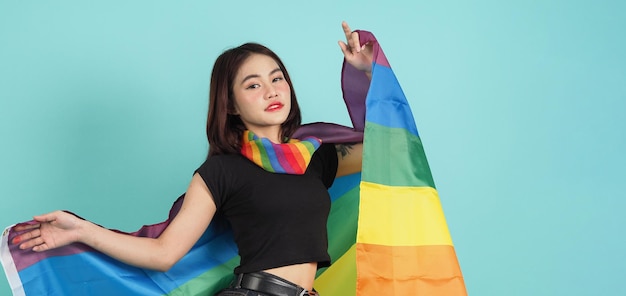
[264,262,318,291]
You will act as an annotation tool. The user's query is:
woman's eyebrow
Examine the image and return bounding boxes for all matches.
[240,68,282,85]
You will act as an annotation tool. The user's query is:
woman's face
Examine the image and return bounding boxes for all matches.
[231,53,291,141]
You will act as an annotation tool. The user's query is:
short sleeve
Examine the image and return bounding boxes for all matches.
[195,156,231,210]
[318,143,338,188]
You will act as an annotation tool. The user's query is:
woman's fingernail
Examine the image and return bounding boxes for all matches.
[12,236,21,244]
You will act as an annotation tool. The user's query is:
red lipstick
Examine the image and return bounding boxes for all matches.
[265,102,284,112]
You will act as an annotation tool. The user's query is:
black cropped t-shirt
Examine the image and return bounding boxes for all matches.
[196,143,338,274]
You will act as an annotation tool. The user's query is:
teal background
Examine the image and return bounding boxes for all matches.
[1,1,625,295]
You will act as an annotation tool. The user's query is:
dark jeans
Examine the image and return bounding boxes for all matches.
[214,287,270,296]
[215,287,319,296]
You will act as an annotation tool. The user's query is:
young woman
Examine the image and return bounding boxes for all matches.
[11,21,371,296]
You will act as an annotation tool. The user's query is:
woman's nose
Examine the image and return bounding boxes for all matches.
[265,85,278,99]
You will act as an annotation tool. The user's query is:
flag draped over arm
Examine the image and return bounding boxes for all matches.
[1,197,240,296]
[0,30,466,296]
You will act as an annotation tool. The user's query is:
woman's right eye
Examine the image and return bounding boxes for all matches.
[246,84,260,89]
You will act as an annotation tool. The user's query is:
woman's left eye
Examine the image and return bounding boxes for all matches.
[272,77,284,82]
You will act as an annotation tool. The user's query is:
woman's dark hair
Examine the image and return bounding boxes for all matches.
[206,43,302,156]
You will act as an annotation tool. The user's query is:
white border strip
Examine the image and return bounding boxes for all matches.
[1,224,26,296]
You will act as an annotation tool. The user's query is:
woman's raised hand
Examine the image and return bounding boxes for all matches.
[12,211,84,252]
[338,21,373,78]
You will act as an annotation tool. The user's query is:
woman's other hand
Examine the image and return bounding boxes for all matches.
[338,21,373,79]
[12,211,84,252]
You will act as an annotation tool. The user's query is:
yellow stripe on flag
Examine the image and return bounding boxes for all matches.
[357,182,453,246]
[315,244,357,296]
[250,142,262,164]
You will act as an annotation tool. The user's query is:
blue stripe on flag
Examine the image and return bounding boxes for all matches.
[18,225,237,296]
[328,172,361,202]
[20,252,163,296]
[365,64,420,137]
[147,229,237,293]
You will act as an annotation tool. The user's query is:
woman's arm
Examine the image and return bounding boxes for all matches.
[335,143,363,177]
[334,21,372,177]
[13,173,215,272]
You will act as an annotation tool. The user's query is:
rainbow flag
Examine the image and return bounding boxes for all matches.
[306,30,467,295]
[1,197,241,296]
[0,30,466,295]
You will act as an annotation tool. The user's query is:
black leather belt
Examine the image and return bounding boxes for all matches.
[233,271,308,296]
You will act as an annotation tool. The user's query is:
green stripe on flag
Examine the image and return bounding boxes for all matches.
[165,257,239,296]
[325,186,359,263]
[256,142,273,170]
[362,122,435,188]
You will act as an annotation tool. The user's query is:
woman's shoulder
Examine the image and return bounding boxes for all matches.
[316,142,339,161]
[316,142,336,154]
[196,153,246,173]
[206,152,243,161]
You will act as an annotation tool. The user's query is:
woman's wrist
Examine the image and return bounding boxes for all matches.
[77,219,97,245]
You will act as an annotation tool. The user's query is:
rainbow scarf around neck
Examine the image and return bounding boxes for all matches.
[240,130,321,174]
[0,30,466,296]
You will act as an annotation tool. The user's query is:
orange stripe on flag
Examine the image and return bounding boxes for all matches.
[356,243,467,295]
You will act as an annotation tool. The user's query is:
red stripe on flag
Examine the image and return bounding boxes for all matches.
[276,144,300,174]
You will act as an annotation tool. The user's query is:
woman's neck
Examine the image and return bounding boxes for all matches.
[247,128,282,143]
